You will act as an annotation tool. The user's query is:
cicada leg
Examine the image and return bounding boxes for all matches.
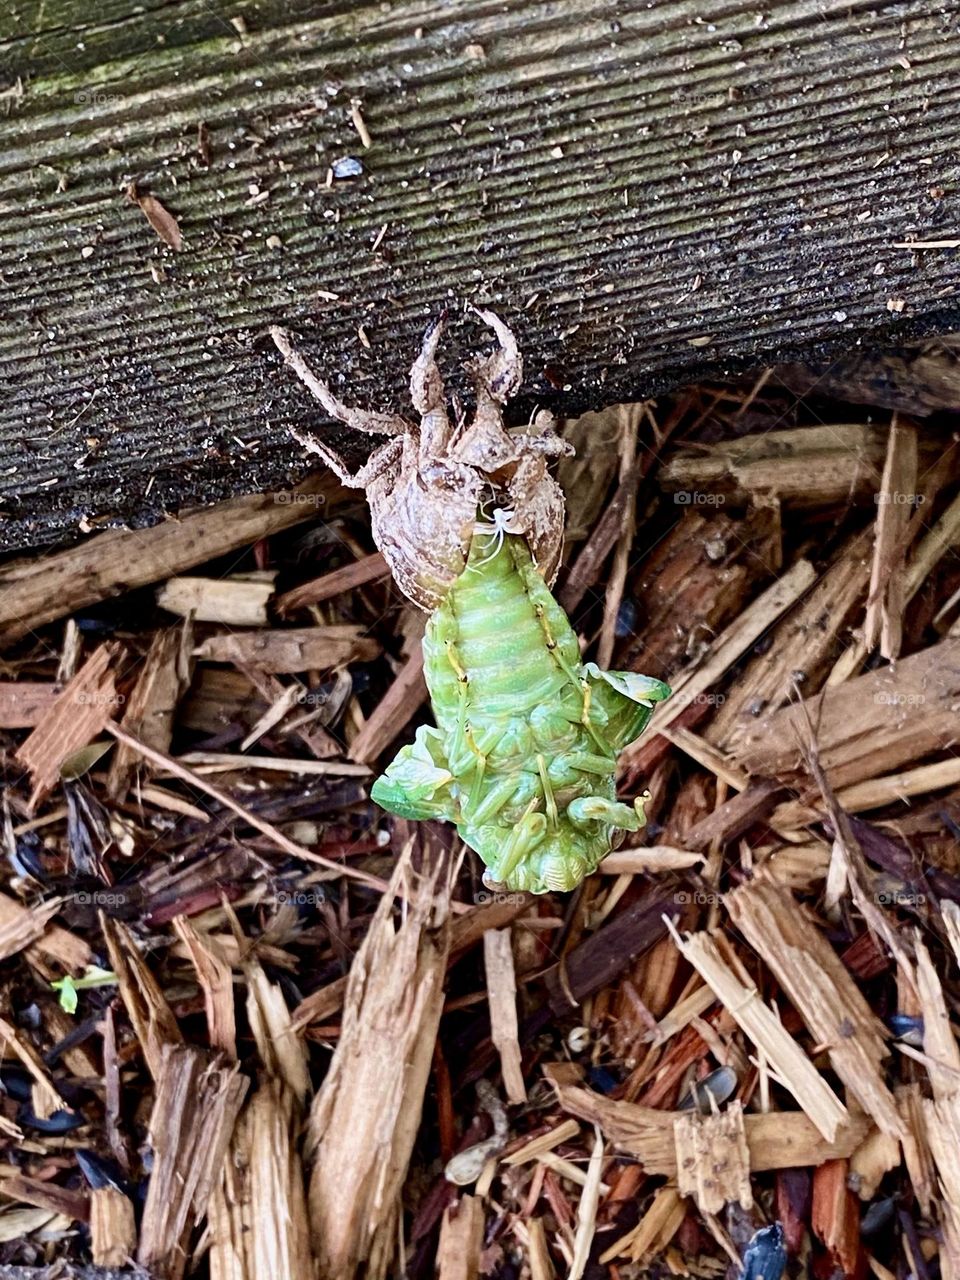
[536,753,559,829]
[568,795,643,832]
[566,751,620,776]
[488,804,548,886]
[465,773,523,826]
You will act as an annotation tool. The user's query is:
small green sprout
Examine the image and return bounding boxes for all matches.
[51,965,118,1015]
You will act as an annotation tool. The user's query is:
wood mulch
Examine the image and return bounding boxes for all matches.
[0,342,958,1279]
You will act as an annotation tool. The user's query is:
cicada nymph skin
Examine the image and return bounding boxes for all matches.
[371,529,671,894]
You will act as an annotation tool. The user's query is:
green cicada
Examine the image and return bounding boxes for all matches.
[271,309,669,893]
[370,526,670,892]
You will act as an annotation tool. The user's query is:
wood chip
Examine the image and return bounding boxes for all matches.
[157,575,276,625]
[276,551,389,614]
[724,879,905,1138]
[15,643,120,809]
[864,415,918,658]
[193,625,379,673]
[552,1080,873,1175]
[306,841,453,1276]
[137,1044,248,1280]
[437,1195,485,1280]
[484,927,526,1104]
[674,1100,752,1214]
[666,921,848,1140]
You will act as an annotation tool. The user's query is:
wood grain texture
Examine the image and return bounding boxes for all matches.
[2,0,959,552]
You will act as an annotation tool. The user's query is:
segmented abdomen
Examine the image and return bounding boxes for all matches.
[424,533,575,725]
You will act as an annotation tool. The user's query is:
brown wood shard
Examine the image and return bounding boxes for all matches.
[137,1044,248,1280]
[15,643,121,810]
[674,1100,753,1214]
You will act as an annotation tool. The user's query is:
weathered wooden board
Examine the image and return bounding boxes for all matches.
[1,0,959,552]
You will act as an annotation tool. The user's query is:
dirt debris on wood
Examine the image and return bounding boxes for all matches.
[0,358,956,1279]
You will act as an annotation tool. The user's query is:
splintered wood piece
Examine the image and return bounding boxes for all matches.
[245,961,310,1103]
[194,625,379,673]
[896,1084,936,1217]
[15,643,121,810]
[237,665,339,758]
[674,1100,752,1214]
[724,880,904,1138]
[291,893,535,1032]
[157,575,276,625]
[569,1126,604,1280]
[828,486,960,684]
[771,757,960,827]
[0,892,91,971]
[596,408,639,670]
[812,1159,862,1279]
[912,933,960,1278]
[550,1081,872,1175]
[501,1120,582,1167]
[707,527,873,752]
[212,1080,313,1280]
[666,924,848,1140]
[138,1044,249,1280]
[276,551,390,615]
[659,424,889,506]
[172,919,236,1060]
[524,1216,557,1280]
[849,1126,901,1201]
[679,780,784,853]
[558,444,645,614]
[620,558,816,769]
[599,1183,685,1265]
[735,637,960,794]
[0,474,342,644]
[907,487,960,599]
[864,416,918,659]
[484,927,527,1105]
[306,842,453,1278]
[437,1195,485,1280]
[0,1015,68,1119]
[90,1188,136,1267]
[923,1094,960,1280]
[100,914,183,1081]
[0,1174,89,1223]
[347,645,428,764]
[107,624,191,801]
[599,846,705,875]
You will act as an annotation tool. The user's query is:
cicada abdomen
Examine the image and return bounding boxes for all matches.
[371,528,670,893]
